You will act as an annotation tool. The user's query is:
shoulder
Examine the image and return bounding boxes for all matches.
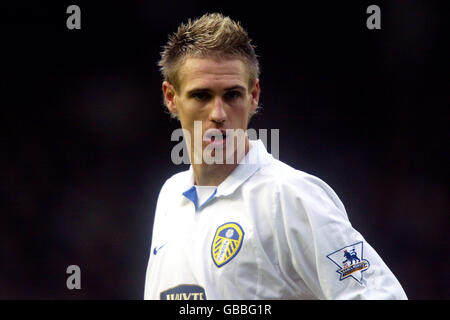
[251,157,347,219]
[157,168,191,199]
[153,168,191,220]
[253,158,336,197]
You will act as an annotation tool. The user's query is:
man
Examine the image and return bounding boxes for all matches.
[144,13,407,300]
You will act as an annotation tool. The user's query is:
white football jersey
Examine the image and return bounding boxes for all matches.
[144,140,407,300]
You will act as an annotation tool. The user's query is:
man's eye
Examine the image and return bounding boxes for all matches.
[224,91,242,101]
[191,92,210,101]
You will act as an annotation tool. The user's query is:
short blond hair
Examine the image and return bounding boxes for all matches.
[158,13,260,91]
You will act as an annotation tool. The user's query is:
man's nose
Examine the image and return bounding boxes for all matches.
[209,97,226,124]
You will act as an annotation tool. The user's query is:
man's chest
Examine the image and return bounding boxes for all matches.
[150,200,268,298]
[157,201,255,271]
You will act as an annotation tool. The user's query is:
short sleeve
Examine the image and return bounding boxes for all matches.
[273,175,408,300]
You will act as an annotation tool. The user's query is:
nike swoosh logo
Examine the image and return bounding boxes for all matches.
[153,243,167,255]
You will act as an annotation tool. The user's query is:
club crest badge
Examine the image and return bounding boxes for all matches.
[211,222,244,268]
[326,241,370,284]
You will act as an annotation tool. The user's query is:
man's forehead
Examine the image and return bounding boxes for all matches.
[178,57,249,91]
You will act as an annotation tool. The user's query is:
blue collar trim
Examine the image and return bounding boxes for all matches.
[182,186,198,210]
[182,186,218,211]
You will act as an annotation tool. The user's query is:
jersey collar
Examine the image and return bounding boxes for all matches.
[182,139,272,208]
[215,139,271,197]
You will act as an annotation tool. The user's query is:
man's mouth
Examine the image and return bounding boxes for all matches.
[205,129,227,146]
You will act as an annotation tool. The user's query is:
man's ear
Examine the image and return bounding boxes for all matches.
[162,81,177,115]
[250,78,260,112]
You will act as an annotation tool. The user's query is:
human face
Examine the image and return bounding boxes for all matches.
[163,57,260,164]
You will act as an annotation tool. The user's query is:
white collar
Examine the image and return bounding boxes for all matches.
[181,139,272,209]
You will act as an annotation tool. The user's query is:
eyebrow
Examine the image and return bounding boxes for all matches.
[186,85,246,96]
[224,85,246,92]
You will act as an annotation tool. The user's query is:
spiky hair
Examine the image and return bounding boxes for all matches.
[158,13,260,90]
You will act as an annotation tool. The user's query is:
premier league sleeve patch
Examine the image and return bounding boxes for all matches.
[211,222,244,268]
[326,241,370,284]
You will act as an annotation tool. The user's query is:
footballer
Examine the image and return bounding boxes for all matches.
[144,13,407,300]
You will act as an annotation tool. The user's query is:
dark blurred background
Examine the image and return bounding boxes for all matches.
[1,1,448,299]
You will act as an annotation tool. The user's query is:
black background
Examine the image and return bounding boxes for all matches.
[2,1,448,299]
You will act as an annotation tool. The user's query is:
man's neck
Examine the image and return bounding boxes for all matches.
[192,137,250,187]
